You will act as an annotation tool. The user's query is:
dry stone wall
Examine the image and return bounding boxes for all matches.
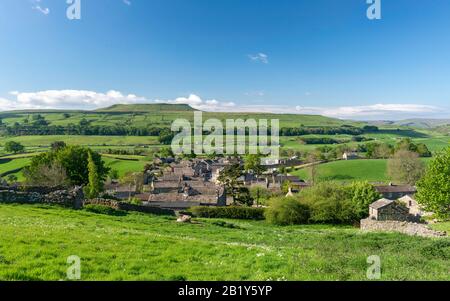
[361,218,447,238]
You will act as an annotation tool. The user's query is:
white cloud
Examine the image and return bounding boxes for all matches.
[0,90,235,112]
[123,0,131,6]
[156,94,236,111]
[2,90,146,110]
[248,53,268,64]
[31,0,50,15]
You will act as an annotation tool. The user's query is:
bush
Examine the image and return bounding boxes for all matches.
[265,197,310,226]
[84,204,127,216]
[299,182,355,224]
[190,206,265,220]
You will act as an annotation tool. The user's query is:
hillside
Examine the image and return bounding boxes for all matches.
[0,204,448,280]
[0,104,361,128]
[96,103,197,113]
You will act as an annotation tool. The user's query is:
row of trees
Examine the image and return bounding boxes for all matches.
[265,181,381,225]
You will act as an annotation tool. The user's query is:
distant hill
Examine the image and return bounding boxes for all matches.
[96,103,197,113]
[367,119,450,129]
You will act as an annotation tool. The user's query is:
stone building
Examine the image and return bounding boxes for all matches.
[398,195,432,218]
[369,198,411,221]
[342,152,358,160]
[375,184,416,200]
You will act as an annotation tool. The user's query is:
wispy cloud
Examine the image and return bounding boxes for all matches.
[122,0,132,6]
[31,0,50,15]
[248,53,269,64]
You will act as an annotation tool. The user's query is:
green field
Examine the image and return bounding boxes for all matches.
[0,204,448,281]
[102,157,149,177]
[291,158,433,183]
[0,135,159,147]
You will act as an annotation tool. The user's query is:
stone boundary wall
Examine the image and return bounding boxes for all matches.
[84,198,175,216]
[0,187,84,209]
[360,218,447,238]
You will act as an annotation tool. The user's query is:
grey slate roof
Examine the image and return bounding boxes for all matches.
[370,198,395,210]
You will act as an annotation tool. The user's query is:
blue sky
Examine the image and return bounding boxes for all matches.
[0,0,449,120]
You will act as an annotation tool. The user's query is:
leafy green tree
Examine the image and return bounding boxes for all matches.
[416,143,432,157]
[217,163,243,204]
[51,141,67,151]
[24,146,109,187]
[158,129,175,145]
[244,154,266,178]
[6,174,18,184]
[416,147,450,219]
[86,151,103,198]
[348,181,381,219]
[250,186,271,206]
[387,150,425,185]
[158,147,174,158]
[4,141,25,154]
[265,197,310,226]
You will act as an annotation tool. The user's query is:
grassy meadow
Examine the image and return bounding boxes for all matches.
[291,158,433,183]
[0,204,448,281]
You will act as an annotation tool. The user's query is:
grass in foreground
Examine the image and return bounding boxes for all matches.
[0,204,448,281]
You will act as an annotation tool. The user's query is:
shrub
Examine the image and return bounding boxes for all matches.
[298,182,355,224]
[265,197,310,226]
[84,204,127,216]
[128,197,143,206]
[190,206,265,220]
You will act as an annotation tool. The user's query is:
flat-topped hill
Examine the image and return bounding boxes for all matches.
[96,103,197,113]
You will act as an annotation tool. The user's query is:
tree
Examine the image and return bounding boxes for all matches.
[158,147,174,158]
[6,174,18,184]
[86,151,103,198]
[51,141,67,151]
[4,141,24,154]
[265,197,310,226]
[387,150,425,185]
[250,186,271,206]
[24,146,109,187]
[244,154,267,178]
[217,163,243,204]
[416,147,450,219]
[56,146,109,186]
[348,181,381,220]
[23,162,68,187]
[306,150,321,185]
[158,129,174,145]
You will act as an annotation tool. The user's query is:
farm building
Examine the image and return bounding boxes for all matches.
[369,198,410,221]
[342,152,358,160]
[375,184,416,200]
[398,195,432,218]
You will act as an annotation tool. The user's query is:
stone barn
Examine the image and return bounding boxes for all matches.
[369,198,410,221]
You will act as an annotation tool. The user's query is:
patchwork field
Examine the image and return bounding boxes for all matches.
[0,204,448,281]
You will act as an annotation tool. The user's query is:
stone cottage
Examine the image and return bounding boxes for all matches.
[375,184,416,200]
[398,195,432,218]
[369,198,411,221]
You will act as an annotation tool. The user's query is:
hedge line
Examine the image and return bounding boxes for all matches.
[190,206,265,220]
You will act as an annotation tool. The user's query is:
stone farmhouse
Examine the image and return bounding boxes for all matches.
[398,195,432,218]
[368,198,411,221]
[375,184,416,200]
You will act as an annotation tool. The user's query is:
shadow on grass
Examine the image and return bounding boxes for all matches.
[377,129,430,138]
